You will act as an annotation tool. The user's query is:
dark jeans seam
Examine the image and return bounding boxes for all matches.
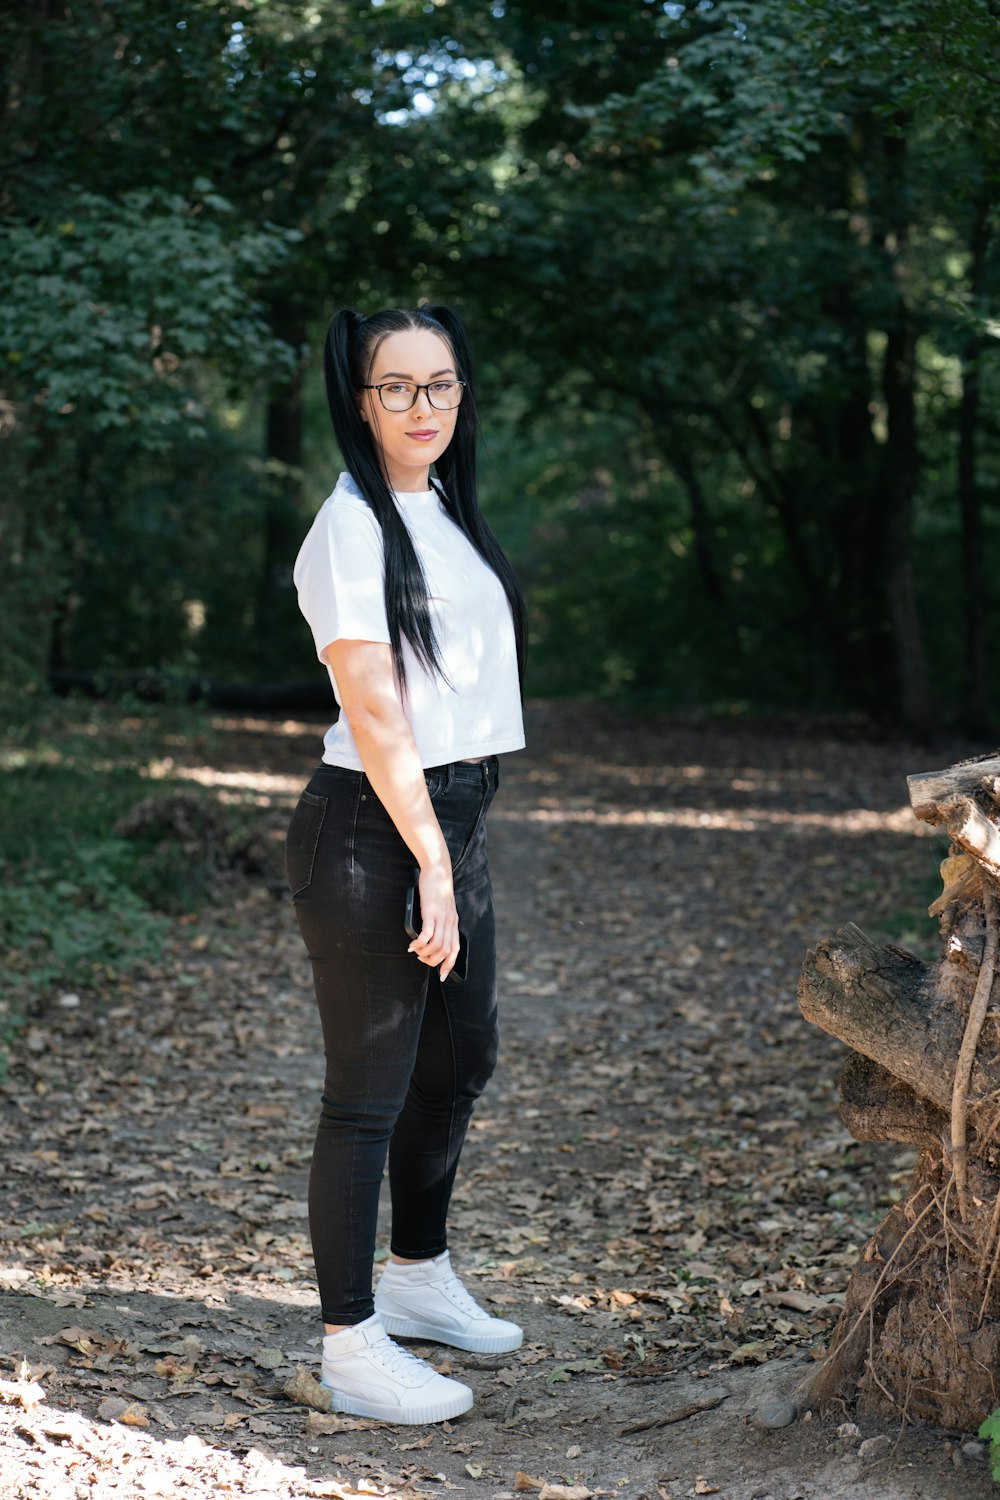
[388,980,458,1264]
[451,771,493,876]
[437,983,460,1257]
[346,774,373,1325]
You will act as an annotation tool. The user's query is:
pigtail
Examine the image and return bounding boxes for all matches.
[322,304,527,696]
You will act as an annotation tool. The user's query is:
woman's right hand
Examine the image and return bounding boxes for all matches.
[408,860,460,981]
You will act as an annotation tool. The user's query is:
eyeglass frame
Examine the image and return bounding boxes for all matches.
[358,380,466,412]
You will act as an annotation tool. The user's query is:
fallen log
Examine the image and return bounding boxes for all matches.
[838,1054,947,1151]
[907,755,1000,823]
[799,748,1000,1430]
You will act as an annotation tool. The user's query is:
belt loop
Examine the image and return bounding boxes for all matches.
[445,762,455,793]
[481,760,489,792]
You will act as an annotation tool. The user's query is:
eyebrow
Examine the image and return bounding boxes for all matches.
[376,368,455,380]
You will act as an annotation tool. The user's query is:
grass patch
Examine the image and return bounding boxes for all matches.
[0,699,220,1077]
[851,837,951,962]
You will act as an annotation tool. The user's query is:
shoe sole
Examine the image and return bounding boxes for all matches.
[376,1311,524,1354]
[320,1379,473,1425]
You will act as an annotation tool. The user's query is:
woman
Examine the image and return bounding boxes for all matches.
[285,305,528,1425]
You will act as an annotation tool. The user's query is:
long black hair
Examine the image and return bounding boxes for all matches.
[323,305,527,696]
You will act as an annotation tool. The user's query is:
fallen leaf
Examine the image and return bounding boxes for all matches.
[0,1363,45,1412]
[727,1340,776,1365]
[40,1326,96,1351]
[247,1416,282,1435]
[306,1411,373,1435]
[399,1433,435,1450]
[284,1364,332,1413]
[545,1359,605,1385]
[96,1395,148,1427]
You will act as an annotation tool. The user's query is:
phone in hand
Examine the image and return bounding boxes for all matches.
[404,880,469,983]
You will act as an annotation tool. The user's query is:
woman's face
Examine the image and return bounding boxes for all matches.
[359,328,461,492]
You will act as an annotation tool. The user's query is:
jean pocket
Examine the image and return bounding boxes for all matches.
[285,790,328,899]
[425,770,446,801]
[451,781,495,874]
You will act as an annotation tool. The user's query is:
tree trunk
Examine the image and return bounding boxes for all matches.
[256,304,307,671]
[798,750,1000,1429]
[663,430,726,606]
[958,197,992,735]
[877,126,932,735]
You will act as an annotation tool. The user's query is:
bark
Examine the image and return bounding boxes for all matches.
[259,303,306,622]
[798,925,966,1114]
[877,124,932,734]
[908,754,1000,823]
[958,197,992,734]
[665,437,726,606]
[838,1053,947,1151]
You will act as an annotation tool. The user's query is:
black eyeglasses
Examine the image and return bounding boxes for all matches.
[360,380,466,413]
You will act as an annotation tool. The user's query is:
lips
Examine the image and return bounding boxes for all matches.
[406,430,438,440]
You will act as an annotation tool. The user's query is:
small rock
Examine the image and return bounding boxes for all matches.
[754,1398,796,1430]
[961,1440,985,1459]
[58,993,81,1009]
[952,1450,964,1470]
[836,1421,861,1445]
[857,1435,891,1463]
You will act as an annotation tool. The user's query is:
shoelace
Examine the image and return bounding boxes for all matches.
[367,1327,438,1383]
[437,1273,489,1320]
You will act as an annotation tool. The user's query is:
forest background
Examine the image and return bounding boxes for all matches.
[2,1,1000,1061]
[3,0,1000,735]
[3,9,1000,1486]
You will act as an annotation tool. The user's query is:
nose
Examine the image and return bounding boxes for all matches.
[411,388,433,420]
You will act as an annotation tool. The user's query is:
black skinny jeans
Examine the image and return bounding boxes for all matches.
[285,756,500,1326]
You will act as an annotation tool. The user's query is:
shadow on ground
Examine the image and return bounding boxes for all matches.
[0,704,994,1498]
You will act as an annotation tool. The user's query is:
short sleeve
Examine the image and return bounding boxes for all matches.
[293,500,392,659]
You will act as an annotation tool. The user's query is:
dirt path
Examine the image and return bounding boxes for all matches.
[0,704,995,1499]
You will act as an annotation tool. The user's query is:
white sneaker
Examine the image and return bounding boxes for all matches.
[320,1314,473,1424]
[375,1251,523,1354]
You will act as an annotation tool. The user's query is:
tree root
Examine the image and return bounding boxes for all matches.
[951,883,999,1220]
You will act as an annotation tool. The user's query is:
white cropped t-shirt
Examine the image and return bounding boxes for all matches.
[293,471,525,770]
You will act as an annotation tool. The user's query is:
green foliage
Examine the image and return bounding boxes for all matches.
[460,0,1000,725]
[0,186,296,442]
[0,704,220,1077]
[978,1407,1000,1480]
[2,0,999,726]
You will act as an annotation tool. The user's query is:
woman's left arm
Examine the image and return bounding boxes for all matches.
[324,637,460,982]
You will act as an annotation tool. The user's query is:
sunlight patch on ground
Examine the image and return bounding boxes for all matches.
[4,1398,374,1500]
[542,759,828,788]
[146,762,304,800]
[492,805,927,836]
[143,760,929,835]
[210,717,324,737]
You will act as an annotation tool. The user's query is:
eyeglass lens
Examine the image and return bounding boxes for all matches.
[379,383,464,412]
